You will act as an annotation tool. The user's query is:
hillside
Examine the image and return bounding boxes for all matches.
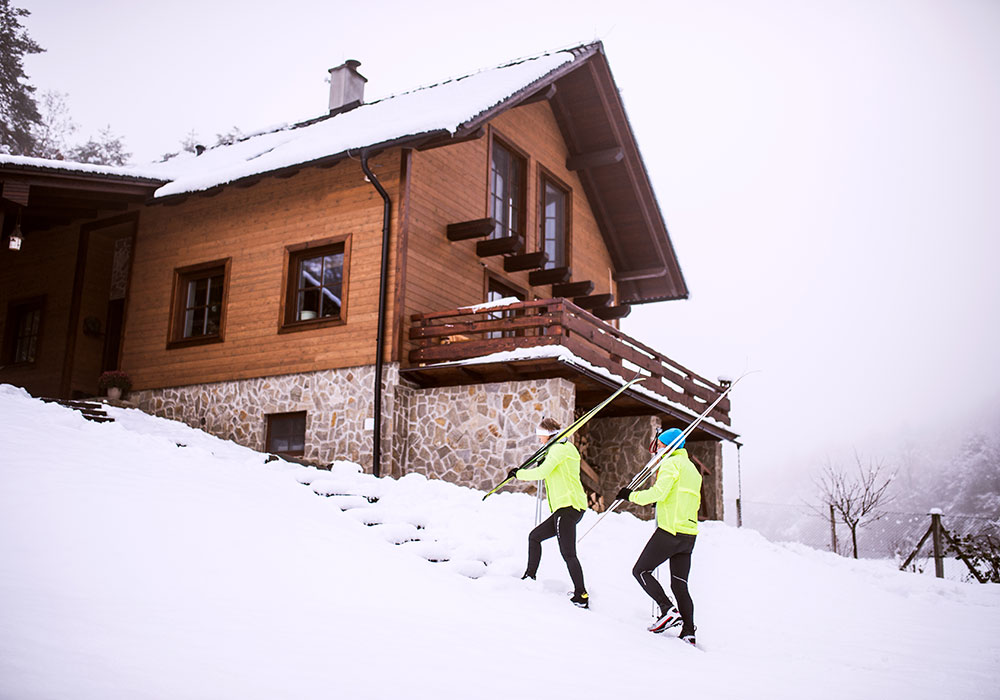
[1,384,998,700]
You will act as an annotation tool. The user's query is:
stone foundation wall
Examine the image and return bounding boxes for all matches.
[687,440,724,521]
[579,415,660,519]
[131,364,402,471]
[131,366,724,520]
[397,377,576,493]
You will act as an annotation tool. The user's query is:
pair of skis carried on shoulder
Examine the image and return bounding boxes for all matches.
[481,373,646,501]
[576,370,754,542]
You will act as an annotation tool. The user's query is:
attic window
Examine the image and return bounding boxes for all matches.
[539,173,569,269]
[281,235,350,332]
[489,136,526,242]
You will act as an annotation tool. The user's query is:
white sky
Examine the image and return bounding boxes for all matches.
[20,0,1000,501]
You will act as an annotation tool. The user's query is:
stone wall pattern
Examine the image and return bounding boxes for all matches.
[398,377,576,493]
[580,415,660,520]
[131,363,402,471]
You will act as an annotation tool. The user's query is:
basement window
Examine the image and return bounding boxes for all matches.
[266,411,306,456]
[168,259,230,349]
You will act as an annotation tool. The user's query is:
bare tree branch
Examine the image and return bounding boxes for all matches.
[815,451,895,558]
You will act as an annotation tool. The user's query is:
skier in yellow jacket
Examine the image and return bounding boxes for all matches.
[616,427,702,644]
[508,417,590,608]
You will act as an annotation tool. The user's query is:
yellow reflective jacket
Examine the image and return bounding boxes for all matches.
[628,448,701,535]
[516,441,588,513]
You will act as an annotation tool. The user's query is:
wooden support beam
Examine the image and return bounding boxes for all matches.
[476,235,521,257]
[566,147,624,172]
[520,84,557,106]
[417,126,486,151]
[593,304,632,321]
[573,293,614,310]
[528,266,572,286]
[552,280,594,298]
[2,181,30,206]
[447,217,495,241]
[615,266,668,282]
[503,251,548,272]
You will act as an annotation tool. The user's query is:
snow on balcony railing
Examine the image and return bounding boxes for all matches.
[409,298,730,425]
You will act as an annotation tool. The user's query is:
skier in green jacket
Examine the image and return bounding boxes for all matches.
[508,417,590,608]
[616,427,702,645]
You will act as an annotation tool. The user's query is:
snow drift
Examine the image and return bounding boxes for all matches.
[1,384,997,699]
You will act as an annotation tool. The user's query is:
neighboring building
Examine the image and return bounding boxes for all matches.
[0,43,737,519]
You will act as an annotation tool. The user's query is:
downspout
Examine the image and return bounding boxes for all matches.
[360,148,390,478]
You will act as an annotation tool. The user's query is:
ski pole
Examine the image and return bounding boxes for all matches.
[578,371,754,542]
[482,373,644,500]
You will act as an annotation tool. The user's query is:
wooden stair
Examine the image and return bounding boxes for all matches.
[41,398,115,423]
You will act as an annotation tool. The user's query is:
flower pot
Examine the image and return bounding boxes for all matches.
[107,387,122,400]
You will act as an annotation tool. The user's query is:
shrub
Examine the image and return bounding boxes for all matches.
[98,370,132,393]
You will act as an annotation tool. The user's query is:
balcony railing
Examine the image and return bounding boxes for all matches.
[409,298,730,425]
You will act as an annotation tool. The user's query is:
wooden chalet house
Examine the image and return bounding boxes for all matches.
[0,43,737,518]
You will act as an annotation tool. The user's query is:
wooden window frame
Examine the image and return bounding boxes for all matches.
[279,234,351,334]
[265,410,307,457]
[484,272,528,339]
[166,258,231,350]
[3,295,46,366]
[537,165,572,270]
[488,129,528,246]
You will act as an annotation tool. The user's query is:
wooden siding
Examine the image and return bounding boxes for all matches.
[120,153,402,391]
[70,217,135,393]
[402,100,615,364]
[0,222,79,397]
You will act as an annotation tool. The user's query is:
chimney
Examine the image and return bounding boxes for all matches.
[328,59,367,115]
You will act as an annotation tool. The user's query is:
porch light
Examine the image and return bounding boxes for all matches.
[8,209,23,251]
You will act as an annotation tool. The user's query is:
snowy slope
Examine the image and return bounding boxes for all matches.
[1,384,997,700]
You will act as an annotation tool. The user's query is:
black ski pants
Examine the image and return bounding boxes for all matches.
[632,528,696,632]
[525,506,586,595]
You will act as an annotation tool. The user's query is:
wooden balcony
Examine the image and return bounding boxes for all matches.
[405,298,733,434]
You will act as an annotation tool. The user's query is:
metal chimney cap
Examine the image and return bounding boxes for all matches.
[329,59,367,82]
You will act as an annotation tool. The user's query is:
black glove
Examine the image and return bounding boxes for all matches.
[616,487,632,501]
[507,468,519,481]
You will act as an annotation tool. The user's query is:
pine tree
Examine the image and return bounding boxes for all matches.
[68,125,131,166]
[0,0,43,155]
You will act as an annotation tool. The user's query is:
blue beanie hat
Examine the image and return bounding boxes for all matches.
[656,428,685,450]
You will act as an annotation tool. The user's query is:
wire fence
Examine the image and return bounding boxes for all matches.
[726,499,1000,583]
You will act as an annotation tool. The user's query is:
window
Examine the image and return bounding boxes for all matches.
[266,411,307,456]
[539,174,569,269]
[283,237,349,329]
[168,259,230,348]
[490,138,526,241]
[485,277,525,339]
[3,296,45,365]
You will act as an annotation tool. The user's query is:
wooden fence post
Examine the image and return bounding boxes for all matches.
[930,508,945,579]
[830,504,838,554]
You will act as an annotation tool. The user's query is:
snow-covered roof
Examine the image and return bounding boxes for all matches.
[0,154,165,183]
[2,47,583,199]
[144,48,580,198]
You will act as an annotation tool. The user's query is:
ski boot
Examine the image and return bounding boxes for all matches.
[569,591,589,609]
[648,605,682,633]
